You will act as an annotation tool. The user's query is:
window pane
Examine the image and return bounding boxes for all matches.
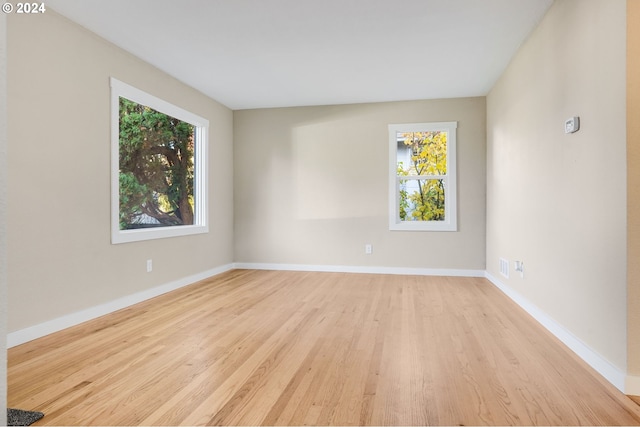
[119,97,195,230]
[399,179,446,221]
[396,131,447,177]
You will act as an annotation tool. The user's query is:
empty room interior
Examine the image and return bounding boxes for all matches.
[2,0,640,425]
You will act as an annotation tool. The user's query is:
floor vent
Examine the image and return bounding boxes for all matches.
[499,258,509,278]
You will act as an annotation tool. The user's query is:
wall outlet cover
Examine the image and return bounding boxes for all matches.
[565,116,580,134]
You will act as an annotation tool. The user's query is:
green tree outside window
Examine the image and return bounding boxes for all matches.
[118,98,195,230]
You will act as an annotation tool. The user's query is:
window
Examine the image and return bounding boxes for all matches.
[388,121,457,231]
[110,78,209,244]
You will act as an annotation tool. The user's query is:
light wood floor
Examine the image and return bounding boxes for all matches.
[8,270,640,426]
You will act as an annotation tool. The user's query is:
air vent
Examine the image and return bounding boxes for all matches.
[499,258,509,278]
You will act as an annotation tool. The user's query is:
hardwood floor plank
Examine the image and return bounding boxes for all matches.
[8,270,640,425]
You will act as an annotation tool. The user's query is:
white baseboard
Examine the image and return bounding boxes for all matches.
[7,263,234,348]
[234,262,485,278]
[484,272,628,393]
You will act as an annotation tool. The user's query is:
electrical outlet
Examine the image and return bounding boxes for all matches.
[146,259,153,273]
[365,244,373,254]
[565,116,580,134]
[514,261,524,278]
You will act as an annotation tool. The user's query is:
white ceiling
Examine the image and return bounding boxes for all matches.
[46,0,554,110]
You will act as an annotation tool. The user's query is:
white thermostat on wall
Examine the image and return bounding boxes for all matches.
[565,116,580,134]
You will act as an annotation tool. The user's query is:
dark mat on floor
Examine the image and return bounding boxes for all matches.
[7,408,44,426]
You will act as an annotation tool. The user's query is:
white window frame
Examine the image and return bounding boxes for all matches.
[110,77,209,244]
[388,121,457,231]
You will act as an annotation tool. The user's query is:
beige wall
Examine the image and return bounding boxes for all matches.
[487,0,627,370]
[1,11,7,426]
[7,11,234,332]
[234,98,486,270]
[628,0,640,382]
